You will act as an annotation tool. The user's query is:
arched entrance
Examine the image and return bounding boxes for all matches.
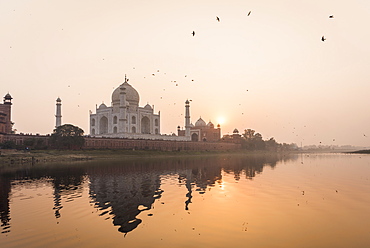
[191,133,199,142]
[141,116,150,134]
[100,116,108,134]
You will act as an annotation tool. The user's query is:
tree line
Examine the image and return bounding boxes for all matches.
[232,129,297,151]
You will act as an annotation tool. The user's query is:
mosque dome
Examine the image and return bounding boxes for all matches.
[56,97,61,102]
[144,103,152,110]
[112,79,140,107]
[195,117,206,127]
[207,121,214,128]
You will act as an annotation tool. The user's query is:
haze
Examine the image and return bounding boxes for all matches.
[1,0,370,147]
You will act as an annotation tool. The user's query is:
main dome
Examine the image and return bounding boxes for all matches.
[112,81,140,106]
[195,117,206,127]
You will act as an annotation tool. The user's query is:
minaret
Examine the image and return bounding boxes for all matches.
[3,93,12,134]
[119,75,128,133]
[55,97,62,128]
[185,100,191,137]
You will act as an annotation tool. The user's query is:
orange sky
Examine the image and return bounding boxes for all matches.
[1,0,370,146]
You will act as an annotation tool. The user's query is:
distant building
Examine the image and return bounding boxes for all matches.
[222,129,243,144]
[0,93,13,134]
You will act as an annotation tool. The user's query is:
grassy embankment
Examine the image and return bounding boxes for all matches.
[0,148,259,166]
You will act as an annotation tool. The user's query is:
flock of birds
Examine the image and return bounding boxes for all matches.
[192,11,251,36]
[191,11,334,43]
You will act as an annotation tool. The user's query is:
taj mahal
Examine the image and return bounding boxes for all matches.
[89,77,189,141]
[88,76,221,142]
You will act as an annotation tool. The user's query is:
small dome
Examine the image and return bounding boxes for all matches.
[233,128,239,134]
[207,121,214,128]
[195,117,206,127]
[4,93,12,100]
[189,123,194,127]
[112,79,140,107]
[185,99,190,104]
[144,103,152,110]
[99,103,107,109]
[56,97,61,102]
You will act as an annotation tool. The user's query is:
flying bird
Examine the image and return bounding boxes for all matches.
[216,16,220,22]
[321,36,326,41]
[192,31,195,36]
[329,15,334,18]
[247,11,251,16]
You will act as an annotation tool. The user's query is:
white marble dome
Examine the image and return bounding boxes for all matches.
[112,81,140,106]
[99,103,107,109]
[144,103,152,110]
[195,117,206,127]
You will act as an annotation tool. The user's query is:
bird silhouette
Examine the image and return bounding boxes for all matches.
[247,11,251,16]
[321,36,326,41]
[216,16,220,22]
[192,31,195,36]
[329,15,334,18]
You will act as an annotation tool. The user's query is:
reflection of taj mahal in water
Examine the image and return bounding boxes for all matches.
[89,76,221,142]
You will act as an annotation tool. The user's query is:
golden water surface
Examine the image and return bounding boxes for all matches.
[1,153,370,247]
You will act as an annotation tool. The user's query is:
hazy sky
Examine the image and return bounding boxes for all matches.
[1,0,370,147]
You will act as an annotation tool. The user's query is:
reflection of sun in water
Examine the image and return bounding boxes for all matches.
[218,179,225,190]
[217,117,225,125]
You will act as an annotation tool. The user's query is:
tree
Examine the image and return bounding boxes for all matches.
[243,129,255,140]
[49,124,85,149]
[241,129,265,150]
[265,137,278,151]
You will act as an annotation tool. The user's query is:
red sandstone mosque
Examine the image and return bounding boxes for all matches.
[177,100,221,142]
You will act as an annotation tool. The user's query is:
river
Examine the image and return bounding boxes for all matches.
[1,153,370,247]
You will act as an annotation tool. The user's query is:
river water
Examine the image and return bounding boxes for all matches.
[1,153,370,248]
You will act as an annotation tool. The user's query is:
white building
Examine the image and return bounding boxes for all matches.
[89,77,190,141]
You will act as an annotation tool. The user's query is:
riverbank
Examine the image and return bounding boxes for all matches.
[0,149,249,166]
[0,148,299,167]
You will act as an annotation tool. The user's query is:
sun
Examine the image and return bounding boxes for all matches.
[217,117,226,125]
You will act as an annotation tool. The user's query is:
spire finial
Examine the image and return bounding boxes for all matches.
[125,74,127,82]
